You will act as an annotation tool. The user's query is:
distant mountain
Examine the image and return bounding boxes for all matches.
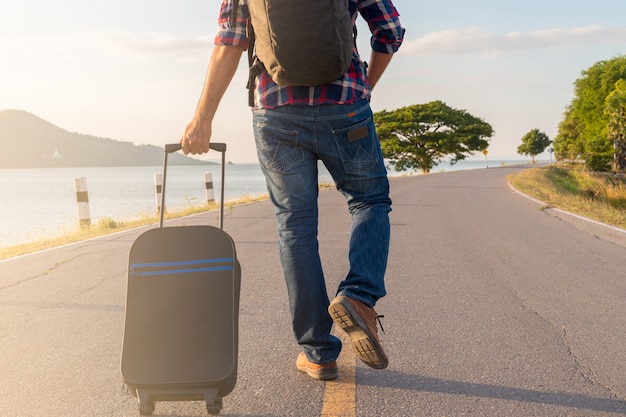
[0,109,207,168]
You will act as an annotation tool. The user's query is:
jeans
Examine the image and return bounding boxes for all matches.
[252,100,391,364]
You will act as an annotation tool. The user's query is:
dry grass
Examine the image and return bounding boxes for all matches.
[508,166,626,229]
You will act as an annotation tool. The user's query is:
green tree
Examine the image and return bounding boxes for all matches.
[517,128,551,163]
[553,107,584,159]
[605,79,626,171]
[554,55,626,161]
[374,101,493,173]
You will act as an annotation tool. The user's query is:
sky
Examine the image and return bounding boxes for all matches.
[1,0,625,163]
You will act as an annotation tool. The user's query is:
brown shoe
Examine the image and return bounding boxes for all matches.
[296,352,338,380]
[328,295,388,369]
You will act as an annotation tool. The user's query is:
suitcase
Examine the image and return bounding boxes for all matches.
[121,143,240,416]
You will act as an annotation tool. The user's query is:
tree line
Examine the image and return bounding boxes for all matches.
[374,55,626,173]
[555,55,626,171]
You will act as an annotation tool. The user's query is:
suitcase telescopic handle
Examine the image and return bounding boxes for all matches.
[160,142,227,229]
[164,143,227,153]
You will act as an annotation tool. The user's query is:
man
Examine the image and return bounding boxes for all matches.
[180,0,404,380]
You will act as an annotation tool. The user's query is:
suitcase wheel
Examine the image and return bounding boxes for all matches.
[206,397,223,415]
[136,390,155,416]
[138,400,155,416]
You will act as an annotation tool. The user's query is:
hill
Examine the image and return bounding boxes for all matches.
[0,109,207,168]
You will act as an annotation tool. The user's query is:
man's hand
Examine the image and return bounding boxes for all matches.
[180,116,212,155]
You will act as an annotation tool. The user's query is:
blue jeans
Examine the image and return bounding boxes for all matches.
[252,100,391,364]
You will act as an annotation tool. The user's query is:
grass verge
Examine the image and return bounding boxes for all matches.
[508,165,626,229]
[0,193,269,261]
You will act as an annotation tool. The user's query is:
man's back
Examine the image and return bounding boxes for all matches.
[217,0,404,108]
[244,0,354,87]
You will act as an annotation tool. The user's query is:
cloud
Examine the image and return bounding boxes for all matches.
[0,31,215,77]
[1,31,213,59]
[120,32,214,54]
[402,25,626,56]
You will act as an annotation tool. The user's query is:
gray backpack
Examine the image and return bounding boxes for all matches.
[233,0,355,91]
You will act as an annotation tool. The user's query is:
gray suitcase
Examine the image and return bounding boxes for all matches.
[121,143,240,416]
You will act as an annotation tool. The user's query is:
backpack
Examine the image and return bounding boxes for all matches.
[233,0,355,91]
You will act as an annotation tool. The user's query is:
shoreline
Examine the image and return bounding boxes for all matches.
[0,193,269,261]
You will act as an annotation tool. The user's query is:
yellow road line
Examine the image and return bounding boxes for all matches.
[321,330,356,417]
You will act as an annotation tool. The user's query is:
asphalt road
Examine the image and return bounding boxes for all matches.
[1,165,625,417]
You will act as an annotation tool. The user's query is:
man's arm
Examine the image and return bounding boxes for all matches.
[359,0,404,92]
[366,50,394,91]
[180,44,244,155]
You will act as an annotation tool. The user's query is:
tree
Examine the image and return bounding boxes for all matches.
[517,128,551,163]
[374,101,493,173]
[554,55,626,161]
[605,79,626,171]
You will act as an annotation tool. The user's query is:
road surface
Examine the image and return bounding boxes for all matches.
[1,165,625,416]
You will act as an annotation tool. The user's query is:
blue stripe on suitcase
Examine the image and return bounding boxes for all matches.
[130,258,234,276]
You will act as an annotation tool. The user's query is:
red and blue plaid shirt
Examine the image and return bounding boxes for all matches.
[214,0,404,109]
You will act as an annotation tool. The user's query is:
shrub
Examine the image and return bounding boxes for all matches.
[586,154,612,172]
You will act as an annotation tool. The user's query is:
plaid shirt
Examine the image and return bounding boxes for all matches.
[214,0,404,109]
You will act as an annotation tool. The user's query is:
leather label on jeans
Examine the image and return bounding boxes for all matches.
[347,126,368,142]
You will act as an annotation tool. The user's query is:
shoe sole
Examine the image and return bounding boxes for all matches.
[328,300,388,369]
[296,364,338,380]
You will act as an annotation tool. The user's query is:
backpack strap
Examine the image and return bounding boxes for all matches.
[231,0,262,106]
[246,24,264,107]
[231,0,239,27]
